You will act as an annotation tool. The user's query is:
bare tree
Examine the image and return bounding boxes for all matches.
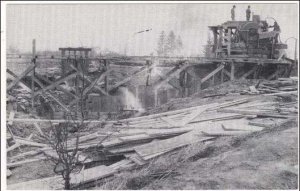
[38,103,88,189]
[37,62,91,189]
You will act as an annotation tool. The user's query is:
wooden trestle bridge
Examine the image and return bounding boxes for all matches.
[6,41,295,118]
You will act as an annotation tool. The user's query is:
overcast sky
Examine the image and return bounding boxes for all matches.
[6,3,298,57]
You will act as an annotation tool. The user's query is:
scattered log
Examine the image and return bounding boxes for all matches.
[7,169,12,177]
[134,130,214,161]
[7,158,47,168]
[7,143,21,152]
[14,137,47,148]
[7,165,116,190]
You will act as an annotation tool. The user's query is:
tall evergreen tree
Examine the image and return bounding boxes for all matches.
[166,31,177,56]
[176,35,183,55]
[157,31,166,56]
[203,33,214,57]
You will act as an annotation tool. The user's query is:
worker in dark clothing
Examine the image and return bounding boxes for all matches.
[269,21,281,43]
[246,6,251,21]
[231,5,236,21]
[271,21,281,32]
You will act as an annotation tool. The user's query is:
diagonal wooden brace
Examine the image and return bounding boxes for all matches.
[33,72,77,97]
[7,64,36,91]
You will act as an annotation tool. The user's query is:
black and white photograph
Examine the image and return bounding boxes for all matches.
[1,1,299,190]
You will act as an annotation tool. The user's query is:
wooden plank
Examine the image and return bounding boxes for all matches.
[248,121,275,128]
[82,69,111,96]
[200,64,225,83]
[109,64,154,91]
[7,111,15,126]
[70,165,116,186]
[43,91,70,112]
[201,130,248,136]
[9,149,46,161]
[127,153,147,166]
[33,72,77,96]
[230,62,235,80]
[159,116,179,127]
[223,69,231,78]
[154,62,190,89]
[7,158,47,168]
[240,65,258,79]
[43,150,91,163]
[70,63,108,95]
[7,118,109,124]
[7,64,36,91]
[267,70,280,80]
[33,77,70,112]
[190,113,244,124]
[119,134,150,142]
[35,74,78,99]
[134,130,214,159]
[262,91,297,96]
[217,108,291,118]
[7,69,32,92]
[33,122,44,136]
[7,176,63,190]
[7,143,21,152]
[7,169,12,177]
[8,165,116,190]
[207,98,250,111]
[156,73,181,90]
[14,138,47,147]
[180,103,219,126]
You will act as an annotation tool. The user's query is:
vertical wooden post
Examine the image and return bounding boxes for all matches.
[31,39,36,110]
[75,58,79,119]
[218,29,223,51]
[135,86,139,103]
[154,88,158,107]
[294,39,298,61]
[230,61,235,80]
[104,59,109,92]
[184,71,188,97]
[221,68,224,83]
[227,28,231,56]
[212,28,218,53]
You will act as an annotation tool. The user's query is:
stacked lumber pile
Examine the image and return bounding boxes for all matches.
[243,78,298,95]
[7,79,298,189]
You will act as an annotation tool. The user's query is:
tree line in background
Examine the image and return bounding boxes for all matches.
[156,30,183,56]
[203,33,214,58]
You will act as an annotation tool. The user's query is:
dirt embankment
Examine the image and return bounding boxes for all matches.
[98,119,298,190]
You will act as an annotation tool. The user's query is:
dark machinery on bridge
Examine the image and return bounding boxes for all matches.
[209,15,287,59]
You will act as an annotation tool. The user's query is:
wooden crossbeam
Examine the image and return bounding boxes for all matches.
[70,65,109,96]
[83,69,112,96]
[201,64,225,83]
[240,65,258,79]
[33,77,70,112]
[156,73,181,90]
[109,64,155,92]
[223,69,231,78]
[267,69,280,80]
[154,61,190,88]
[7,64,36,91]
[35,74,78,99]
[6,69,32,92]
[33,72,77,96]
[230,62,235,80]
